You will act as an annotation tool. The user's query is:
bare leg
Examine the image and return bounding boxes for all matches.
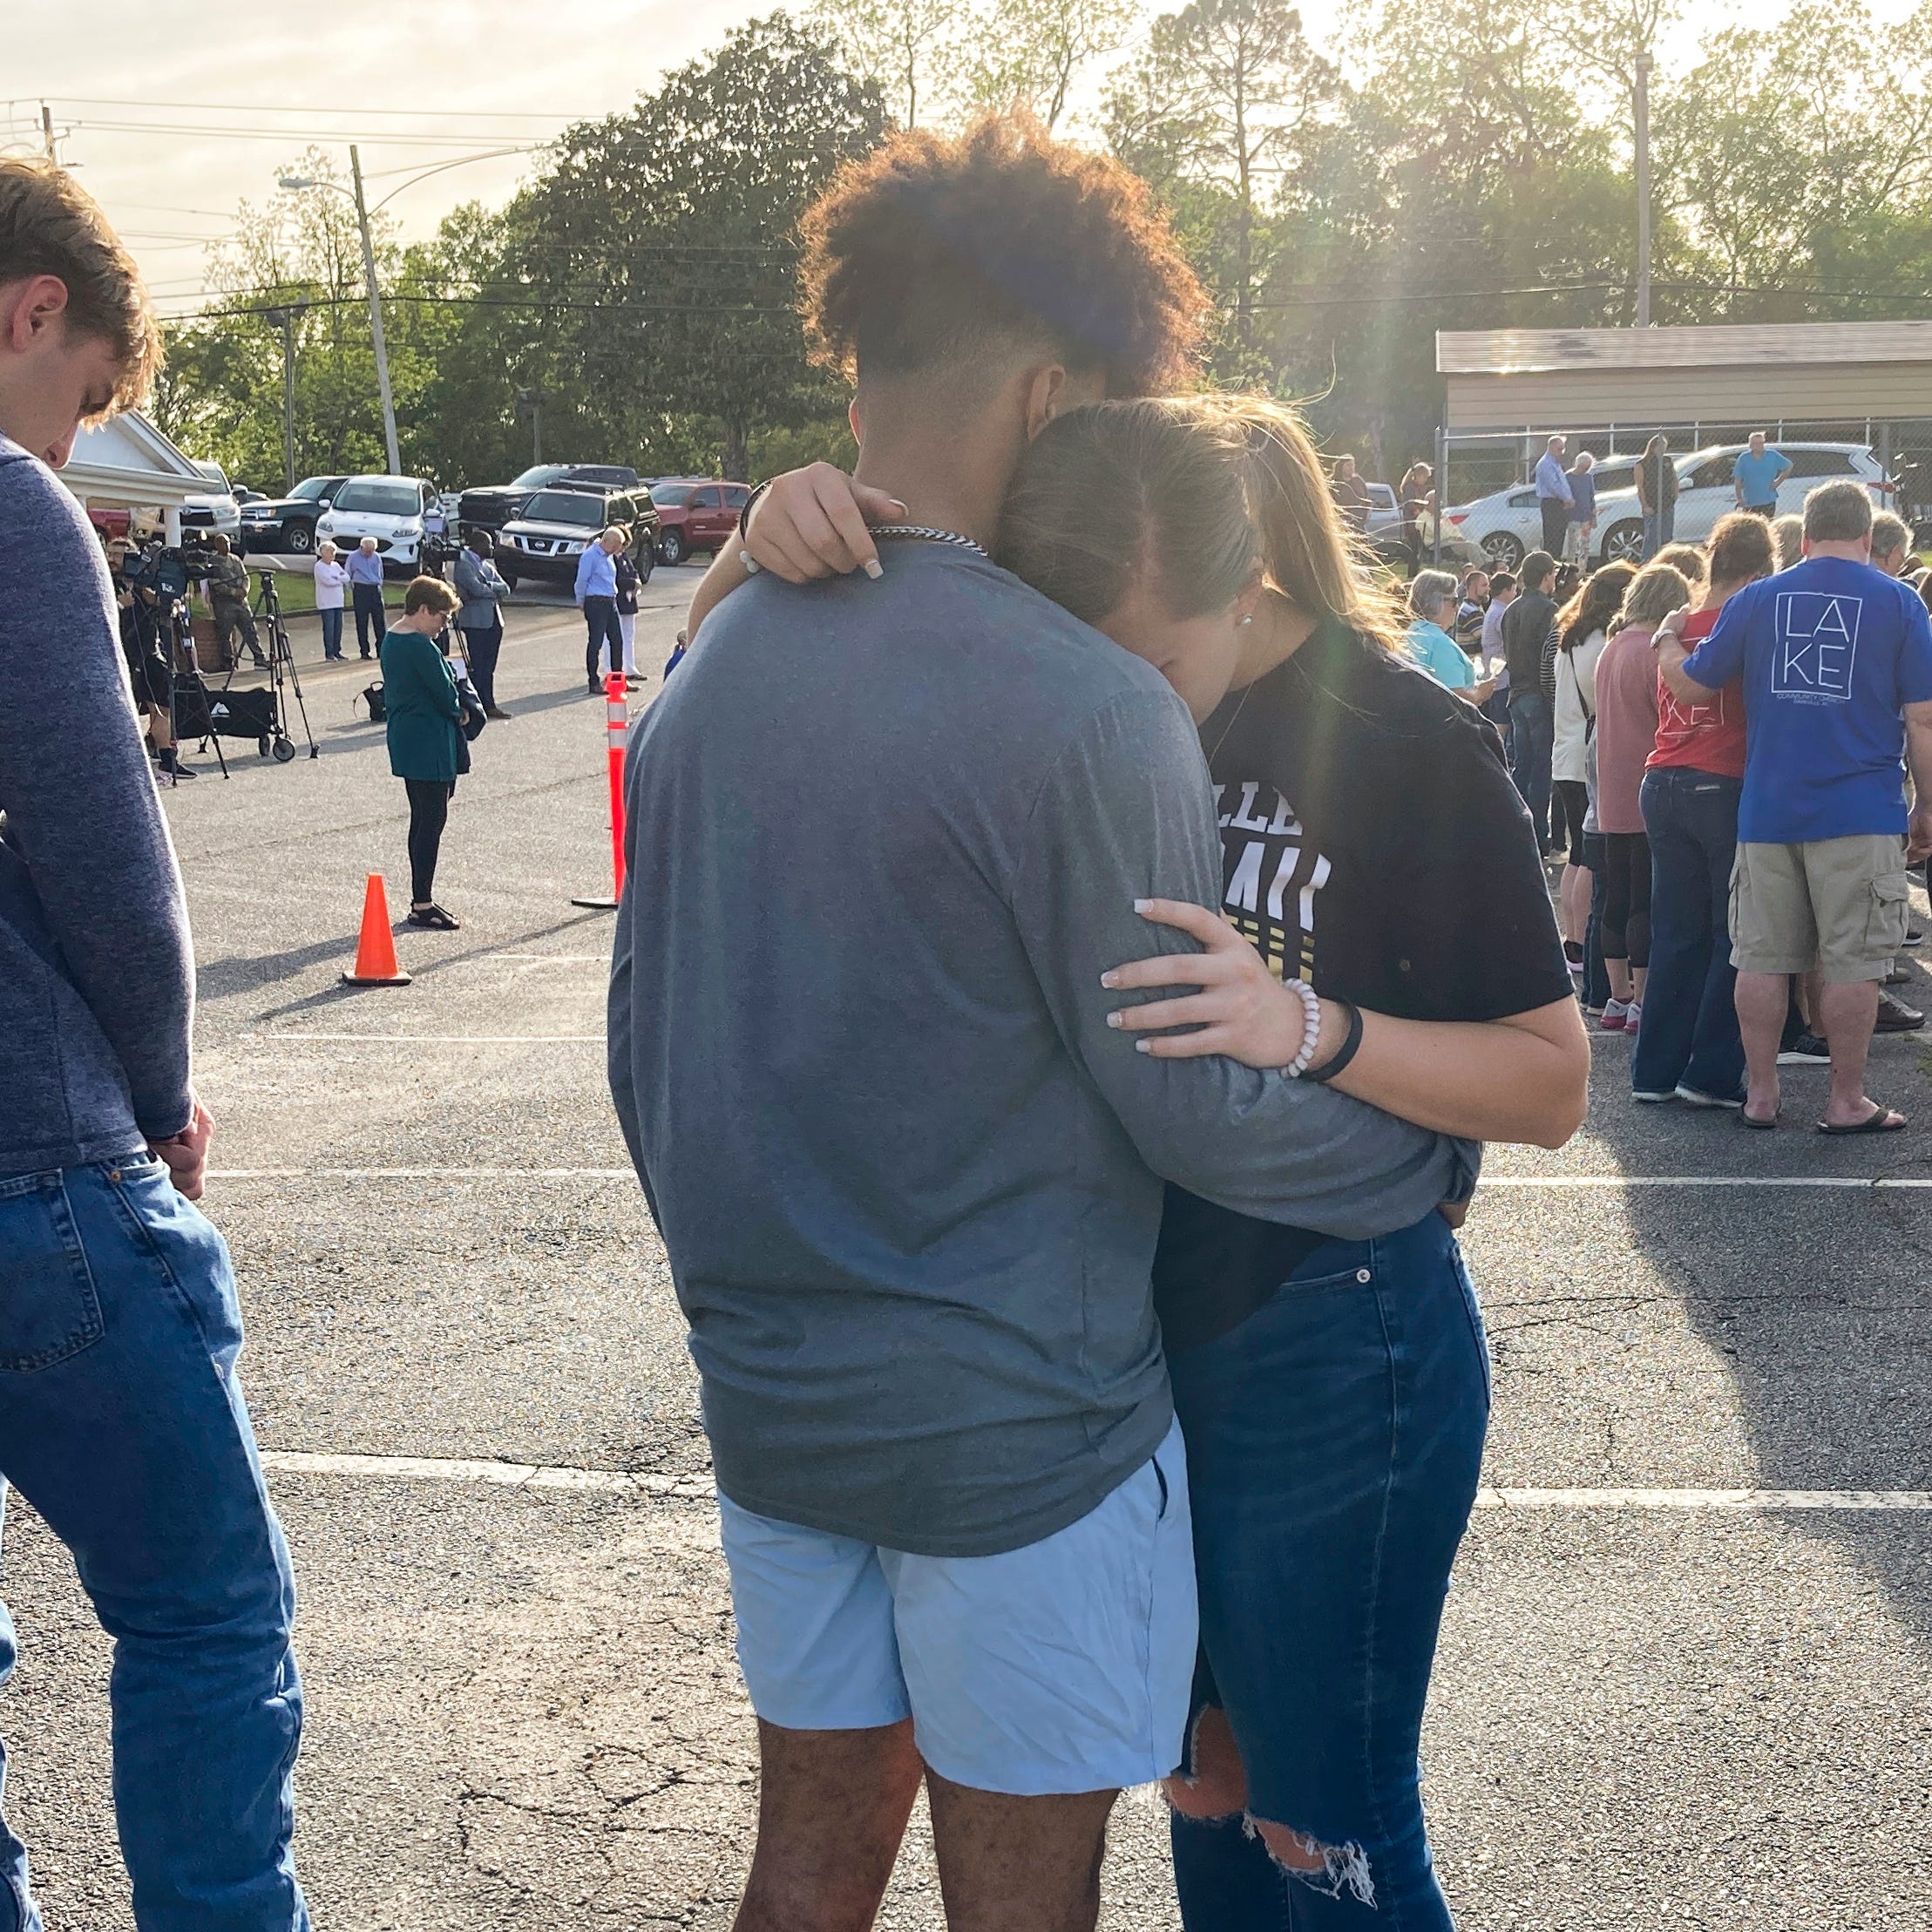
[1560,864,1590,947]
[1735,970,1787,1123]
[1800,969,1823,1033]
[734,1718,923,1932]
[1816,978,1886,1128]
[925,1766,1119,1932]
[1166,1708,1324,1874]
[1632,964,1649,1003]
[1604,956,1634,1005]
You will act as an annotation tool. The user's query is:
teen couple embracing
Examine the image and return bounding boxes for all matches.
[607,119,1589,1931]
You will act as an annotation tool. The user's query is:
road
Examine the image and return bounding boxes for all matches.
[9,567,1932,1929]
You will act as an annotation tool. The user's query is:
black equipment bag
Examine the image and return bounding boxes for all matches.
[203,685,280,742]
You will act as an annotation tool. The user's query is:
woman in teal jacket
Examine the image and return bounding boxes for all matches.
[380,575,468,930]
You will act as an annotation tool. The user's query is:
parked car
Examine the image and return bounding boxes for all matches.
[458,463,644,541]
[239,473,349,554]
[1586,443,1898,564]
[496,485,660,586]
[1443,443,1897,571]
[648,478,754,565]
[1440,453,1644,573]
[314,474,443,573]
[180,459,242,544]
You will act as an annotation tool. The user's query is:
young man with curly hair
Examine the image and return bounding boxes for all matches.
[610,119,1468,1930]
[0,159,310,1930]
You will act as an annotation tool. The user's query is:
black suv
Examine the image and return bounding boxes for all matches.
[496,485,661,586]
[458,464,642,541]
[238,474,349,554]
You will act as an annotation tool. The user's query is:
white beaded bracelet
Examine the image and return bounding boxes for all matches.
[1283,978,1322,1077]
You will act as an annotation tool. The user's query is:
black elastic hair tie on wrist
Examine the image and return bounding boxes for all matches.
[1305,1000,1364,1085]
[736,478,772,536]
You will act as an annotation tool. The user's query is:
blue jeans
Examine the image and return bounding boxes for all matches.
[1642,505,1675,559]
[1167,1214,1490,1930]
[1507,691,1554,848]
[0,1160,307,1932]
[318,608,342,659]
[1633,767,1745,1099]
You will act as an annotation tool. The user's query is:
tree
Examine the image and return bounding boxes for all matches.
[516,15,888,478]
[806,0,972,126]
[1107,0,1339,359]
[966,0,1138,129]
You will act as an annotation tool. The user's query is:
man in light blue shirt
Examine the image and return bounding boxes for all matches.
[346,534,386,658]
[1732,432,1793,519]
[574,525,622,694]
[1533,433,1573,556]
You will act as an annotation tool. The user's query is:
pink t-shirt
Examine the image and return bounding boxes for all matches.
[1592,624,1661,834]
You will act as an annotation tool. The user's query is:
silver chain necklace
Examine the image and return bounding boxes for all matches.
[871,525,989,559]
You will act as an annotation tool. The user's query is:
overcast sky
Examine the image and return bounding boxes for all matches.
[5,0,1905,315]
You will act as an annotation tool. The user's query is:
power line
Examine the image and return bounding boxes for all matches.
[42,95,592,121]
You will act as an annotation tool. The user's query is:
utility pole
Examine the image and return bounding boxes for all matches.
[41,103,56,161]
[1634,50,1653,329]
[263,306,307,491]
[349,146,402,476]
[518,386,544,464]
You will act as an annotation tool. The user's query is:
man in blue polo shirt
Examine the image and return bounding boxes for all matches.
[1533,431,1573,557]
[1732,431,1793,520]
[1658,479,1932,1133]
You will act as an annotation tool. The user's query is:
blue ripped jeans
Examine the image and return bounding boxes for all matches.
[0,1159,308,1931]
[1168,1213,1490,1929]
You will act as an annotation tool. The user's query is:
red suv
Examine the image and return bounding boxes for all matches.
[649,478,753,565]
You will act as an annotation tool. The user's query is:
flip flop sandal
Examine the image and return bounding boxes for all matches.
[1739,1108,1780,1129]
[406,904,462,931]
[1817,1105,1907,1135]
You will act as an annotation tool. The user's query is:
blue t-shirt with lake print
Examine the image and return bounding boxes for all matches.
[1682,555,1932,843]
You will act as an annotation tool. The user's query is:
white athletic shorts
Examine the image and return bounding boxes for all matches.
[717,1416,1196,1795]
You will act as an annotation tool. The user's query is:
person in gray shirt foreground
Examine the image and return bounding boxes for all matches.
[609,122,1474,1932]
[0,159,308,1930]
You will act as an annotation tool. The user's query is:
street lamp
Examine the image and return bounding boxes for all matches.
[279,147,398,474]
[279,145,529,479]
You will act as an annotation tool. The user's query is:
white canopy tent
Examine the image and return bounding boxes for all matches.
[61,410,207,541]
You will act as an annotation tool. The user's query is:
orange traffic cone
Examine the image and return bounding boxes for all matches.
[341,872,412,986]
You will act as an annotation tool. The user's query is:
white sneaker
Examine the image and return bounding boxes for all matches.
[1677,1083,1745,1108]
[1598,1000,1630,1033]
[1624,1001,1643,1033]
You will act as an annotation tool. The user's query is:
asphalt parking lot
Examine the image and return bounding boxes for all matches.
[9,565,1932,1929]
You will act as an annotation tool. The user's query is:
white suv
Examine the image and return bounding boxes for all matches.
[1441,443,1895,571]
[315,474,439,571]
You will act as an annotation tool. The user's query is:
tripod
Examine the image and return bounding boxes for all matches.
[252,570,319,761]
[158,593,230,781]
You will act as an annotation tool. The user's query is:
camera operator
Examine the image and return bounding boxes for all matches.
[199,529,268,670]
[0,158,311,1929]
[105,532,193,783]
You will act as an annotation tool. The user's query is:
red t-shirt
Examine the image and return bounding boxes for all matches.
[1648,606,1746,778]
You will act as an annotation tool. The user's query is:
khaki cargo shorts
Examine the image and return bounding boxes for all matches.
[1729,835,1912,983]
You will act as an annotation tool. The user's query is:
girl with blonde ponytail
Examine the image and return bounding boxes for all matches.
[722,397,1587,1928]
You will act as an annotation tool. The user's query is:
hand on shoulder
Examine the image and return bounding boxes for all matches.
[745,464,908,584]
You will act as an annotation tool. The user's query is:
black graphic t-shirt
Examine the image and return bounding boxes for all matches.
[1152,618,1572,1352]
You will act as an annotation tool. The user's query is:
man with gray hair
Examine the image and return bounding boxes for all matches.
[1533,432,1572,558]
[1658,479,1932,1132]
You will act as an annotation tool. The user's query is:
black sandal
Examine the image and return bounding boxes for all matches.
[406,903,461,931]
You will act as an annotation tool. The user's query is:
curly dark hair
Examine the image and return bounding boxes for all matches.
[797,116,1207,397]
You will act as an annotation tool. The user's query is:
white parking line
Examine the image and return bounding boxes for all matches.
[255,1449,1932,1512]
[206,1169,1932,1188]
[254,1034,604,1044]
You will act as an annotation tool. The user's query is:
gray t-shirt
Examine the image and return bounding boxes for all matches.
[0,436,194,1178]
[608,546,1472,1557]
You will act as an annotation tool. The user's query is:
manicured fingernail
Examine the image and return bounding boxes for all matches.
[1106,1011,1122,1027]
[1100,971,1119,988]
[890,500,908,515]
[863,559,884,580]
[1135,1040,1151,1053]
[1133,898,1151,912]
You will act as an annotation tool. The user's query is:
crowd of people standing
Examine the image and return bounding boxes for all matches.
[1395,440,1932,1134]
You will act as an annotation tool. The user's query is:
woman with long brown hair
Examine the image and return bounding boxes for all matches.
[1551,560,1636,986]
[711,395,1587,1928]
